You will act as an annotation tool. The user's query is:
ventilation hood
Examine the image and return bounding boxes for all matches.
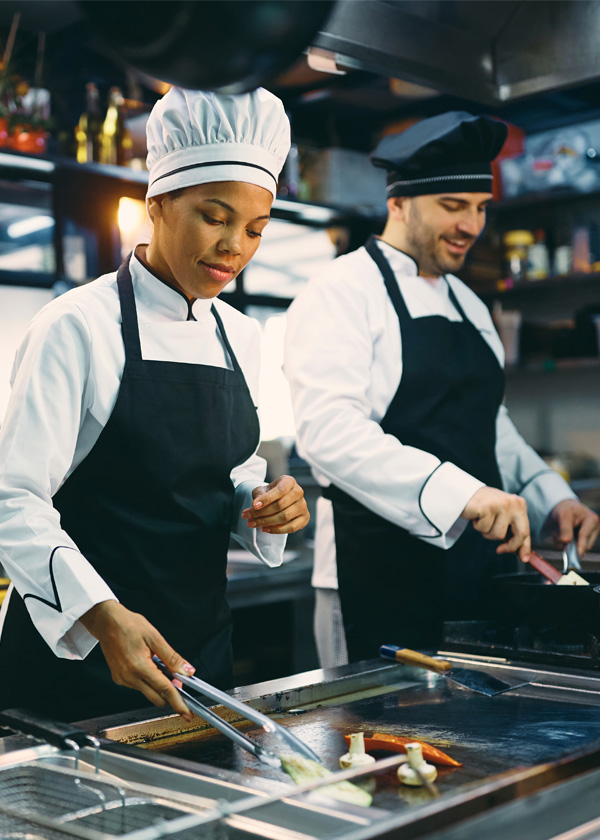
[312,0,600,104]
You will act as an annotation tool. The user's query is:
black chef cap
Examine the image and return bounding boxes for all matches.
[370,111,508,197]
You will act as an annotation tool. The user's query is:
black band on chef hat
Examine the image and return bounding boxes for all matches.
[150,159,278,188]
[371,111,507,197]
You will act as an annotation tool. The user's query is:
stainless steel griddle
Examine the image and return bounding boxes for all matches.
[3,653,600,840]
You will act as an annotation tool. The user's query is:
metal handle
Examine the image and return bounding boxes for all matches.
[177,687,281,768]
[563,540,583,573]
[152,656,320,763]
[0,707,98,750]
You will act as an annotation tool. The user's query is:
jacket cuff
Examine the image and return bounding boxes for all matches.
[419,462,485,536]
[231,480,287,566]
[24,546,117,659]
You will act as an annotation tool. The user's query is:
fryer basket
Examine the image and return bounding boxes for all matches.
[0,763,214,840]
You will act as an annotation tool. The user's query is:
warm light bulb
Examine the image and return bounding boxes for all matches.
[118,196,147,236]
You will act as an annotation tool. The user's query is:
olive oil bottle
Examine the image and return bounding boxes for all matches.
[99,87,133,166]
[75,82,103,163]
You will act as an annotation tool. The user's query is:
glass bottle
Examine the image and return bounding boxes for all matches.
[99,87,133,166]
[75,82,103,164]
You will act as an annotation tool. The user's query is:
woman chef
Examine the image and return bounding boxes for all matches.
[0,86,309,722]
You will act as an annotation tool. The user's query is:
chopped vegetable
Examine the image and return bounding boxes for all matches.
[280,753,373,807]
[346,732,462,767]
[397,742,438,787]
[339,732,377,770]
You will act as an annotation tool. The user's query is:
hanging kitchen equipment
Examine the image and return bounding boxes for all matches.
[380,645,533,696]
[78,0,337,93]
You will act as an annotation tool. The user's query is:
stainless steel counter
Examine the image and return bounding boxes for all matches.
[3,652,600,839]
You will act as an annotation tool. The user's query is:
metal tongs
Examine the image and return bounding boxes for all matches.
[152,656,320,768]
[563,539,584,575]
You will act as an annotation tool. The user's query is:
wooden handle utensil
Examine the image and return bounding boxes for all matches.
[379,644,452,674]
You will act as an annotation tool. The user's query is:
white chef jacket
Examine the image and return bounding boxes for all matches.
[0,250,285,658]
[283,240,576,589]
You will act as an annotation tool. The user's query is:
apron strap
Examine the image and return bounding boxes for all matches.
[116,254,143,361]
[211,305,243,374]
[445,279,473,325]
[365,236,412,322]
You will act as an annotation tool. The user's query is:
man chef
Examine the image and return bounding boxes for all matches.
[0,85,310,722]
[284,111,600,667]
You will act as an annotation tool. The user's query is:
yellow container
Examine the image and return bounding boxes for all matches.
[0,578,10,606]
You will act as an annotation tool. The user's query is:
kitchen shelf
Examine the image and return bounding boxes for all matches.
[490,185,600,212]
[506,356,600,374]
[478,270,600,301]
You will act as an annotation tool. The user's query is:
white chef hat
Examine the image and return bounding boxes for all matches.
[146,87,290,200]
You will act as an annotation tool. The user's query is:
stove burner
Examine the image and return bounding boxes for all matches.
[442,620,600,669]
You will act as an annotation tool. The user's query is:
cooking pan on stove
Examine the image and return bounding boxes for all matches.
[493,571,600,628]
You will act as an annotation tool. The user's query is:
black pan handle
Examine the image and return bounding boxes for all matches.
[0,707,95,749]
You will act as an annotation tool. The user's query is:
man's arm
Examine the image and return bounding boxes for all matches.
[285,274,492,548]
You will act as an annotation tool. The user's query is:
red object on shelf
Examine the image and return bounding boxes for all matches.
[492,120,525,200]
[10,125,47,155]
[0,118,9,147]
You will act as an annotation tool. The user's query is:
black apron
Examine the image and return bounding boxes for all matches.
[0,256,259,721]
[325,236,515,661]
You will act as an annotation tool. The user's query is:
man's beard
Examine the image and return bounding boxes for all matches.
[405,204,472,275]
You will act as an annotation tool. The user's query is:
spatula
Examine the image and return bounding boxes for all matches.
[380,644,532,696]
[528,547,589,586]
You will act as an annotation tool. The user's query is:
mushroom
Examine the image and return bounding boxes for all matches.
[397,742,438,787]
[339,732,377,770]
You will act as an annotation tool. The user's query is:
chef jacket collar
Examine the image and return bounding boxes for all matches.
[375,237,420,277]
[130,248,213,321]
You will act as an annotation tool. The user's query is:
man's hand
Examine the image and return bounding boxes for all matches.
[81,600,195,721]
[461,486,531,562]
[241,474,310,534]
[549,499,600,557]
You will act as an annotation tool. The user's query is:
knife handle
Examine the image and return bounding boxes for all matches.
[528,551,562,584]
[0,707,93,749]
[380,645,452,673]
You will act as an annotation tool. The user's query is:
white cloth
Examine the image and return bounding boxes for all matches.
[314,587,348,669]
[283,239,576,589]
[0,250,285,658]
[146,87,290,199]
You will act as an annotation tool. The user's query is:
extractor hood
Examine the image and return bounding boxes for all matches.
[312,0,600,105]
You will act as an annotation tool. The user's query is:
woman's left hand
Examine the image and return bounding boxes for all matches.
[242,475,310,534]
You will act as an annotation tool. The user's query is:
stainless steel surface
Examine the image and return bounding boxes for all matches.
[313,0,600,104]
[5,655,600,839]
[442,666,532,696]
[0,759,212,840]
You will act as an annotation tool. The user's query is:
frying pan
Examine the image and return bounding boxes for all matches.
[78,0,337,92]
[494,552,600,628]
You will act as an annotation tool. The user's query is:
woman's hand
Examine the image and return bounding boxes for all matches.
[461,486,531,563]
[80,600,195,720]
[242,474,310,534]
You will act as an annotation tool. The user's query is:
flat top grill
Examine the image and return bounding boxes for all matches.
[150,664,600,807]
[5,655,600,840]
